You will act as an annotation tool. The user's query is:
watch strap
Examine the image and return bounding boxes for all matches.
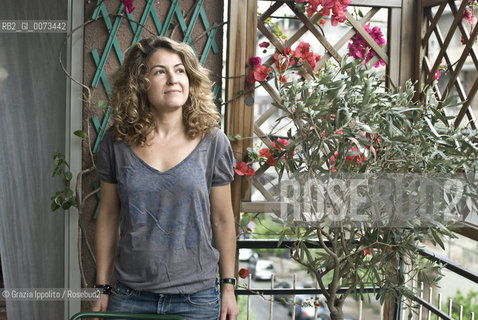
[94,284,113,295]
[220,278,236,286]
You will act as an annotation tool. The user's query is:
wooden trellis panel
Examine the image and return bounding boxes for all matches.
[225,0,404,214]
[416,0,478,129]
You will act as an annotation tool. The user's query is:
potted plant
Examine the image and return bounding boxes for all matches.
[245,52,478,319]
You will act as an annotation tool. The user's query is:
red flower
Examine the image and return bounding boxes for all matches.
[246,71,256,84]
[273,138,289,150]
[266,156,278,167]
[314,301,323,307]
[294,42,311,59]
[253,65,271,82]
[330,151,338,171]
[346,146,366,165]
[235,161,255,176]
[122,0,135,14]
[238,268,250,279]
[248,56,262,66]
[363,248,373,256]
[259,41,270,48]
[273,53,289,72]
[259,148,271,158]
[284,47,293,56]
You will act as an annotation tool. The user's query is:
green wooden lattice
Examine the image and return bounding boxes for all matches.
[89,0,222,216]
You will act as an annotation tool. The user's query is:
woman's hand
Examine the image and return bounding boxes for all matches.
[90,293,110,320]
[220,287,239,320]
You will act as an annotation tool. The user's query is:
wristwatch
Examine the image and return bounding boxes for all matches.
[95,284,113,295]
[220,278,236,286]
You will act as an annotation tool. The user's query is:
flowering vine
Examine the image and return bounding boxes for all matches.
[247,41,322,85]
[347,23,386,68]
[296,0,352,25]
[121,0,135,14]
[461,1,477,44]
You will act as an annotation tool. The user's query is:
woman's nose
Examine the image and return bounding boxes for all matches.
[167,71,177,84]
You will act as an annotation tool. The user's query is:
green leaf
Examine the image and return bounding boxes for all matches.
[52,167,62,177]
[64,171,73,181]
[51,202,60,211]
[74,130,87,138]
[227,134,241,142]
[97,100,108,109]
[63,188,74,198]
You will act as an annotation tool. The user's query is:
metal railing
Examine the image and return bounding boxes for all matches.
[236,239,478,320]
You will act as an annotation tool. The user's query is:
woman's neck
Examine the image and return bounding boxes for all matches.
[151,108,186,139]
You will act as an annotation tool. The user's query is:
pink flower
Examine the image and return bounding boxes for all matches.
[235,161,255,176]
[294,42,311,59]
[253,65,271,82]
[434,68,442,80]
[463,8,477,24]
[259,41,270,48]
[273,53,289,72]
[346,146,366,164]
[330,151,339,171]
[248,56,262,66]
[273,138,289,149]
[348,23,386,68]
[122,0,135,14]
[259,148,271,158]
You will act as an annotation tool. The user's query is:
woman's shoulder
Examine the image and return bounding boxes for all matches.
[100,126,129,150]
[205,127,230,145]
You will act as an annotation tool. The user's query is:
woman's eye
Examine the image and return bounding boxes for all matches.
[176,68,185,73]
[154,69,165,75]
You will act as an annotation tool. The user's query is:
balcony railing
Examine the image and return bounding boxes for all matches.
[236,239,478,320]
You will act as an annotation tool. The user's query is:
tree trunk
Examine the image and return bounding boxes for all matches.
[328,300,345,320]
[329,307,344,320]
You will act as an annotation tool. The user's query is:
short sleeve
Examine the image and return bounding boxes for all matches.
[96,128,117,184]
[212,130,236,187]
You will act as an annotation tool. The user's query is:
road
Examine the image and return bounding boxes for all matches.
[238,257,381,320]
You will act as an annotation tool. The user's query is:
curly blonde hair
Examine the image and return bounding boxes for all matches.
[109,36,220,146]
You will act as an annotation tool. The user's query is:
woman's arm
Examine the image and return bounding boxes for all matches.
[91,181,121,317]
[210,184,239,320]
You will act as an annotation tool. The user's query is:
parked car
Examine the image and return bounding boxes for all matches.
[249,259,275,281]
[288,295,330,320]
[238,248,258,262]
[273,280,292,304]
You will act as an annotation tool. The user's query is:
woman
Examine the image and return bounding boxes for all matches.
[91,36,239,320]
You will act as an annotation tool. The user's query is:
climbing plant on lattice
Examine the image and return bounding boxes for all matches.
[249,1,397,202]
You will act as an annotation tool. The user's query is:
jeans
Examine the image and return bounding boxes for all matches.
[107,281,221,320]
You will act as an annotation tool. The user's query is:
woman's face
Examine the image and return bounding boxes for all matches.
[145,48,190,112]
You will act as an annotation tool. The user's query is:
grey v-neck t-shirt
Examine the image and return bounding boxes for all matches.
[96,127,236,294]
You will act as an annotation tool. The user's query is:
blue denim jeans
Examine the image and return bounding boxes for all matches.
[107,281,221,320]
